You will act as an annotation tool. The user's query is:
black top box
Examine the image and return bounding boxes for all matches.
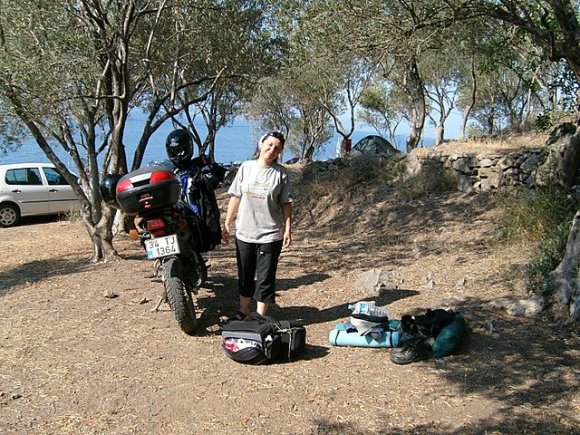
[116,166,180,215]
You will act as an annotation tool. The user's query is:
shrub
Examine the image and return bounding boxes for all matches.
[394,158,456,200]
[534,113,552,132]
[59,208,83,223]
[499,186,580,292]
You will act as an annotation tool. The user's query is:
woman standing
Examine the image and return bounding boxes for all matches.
[223,131,293,318]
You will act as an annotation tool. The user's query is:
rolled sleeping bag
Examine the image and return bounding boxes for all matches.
[432,313,467,358]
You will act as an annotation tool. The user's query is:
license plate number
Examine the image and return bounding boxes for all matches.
[145,234,180,259]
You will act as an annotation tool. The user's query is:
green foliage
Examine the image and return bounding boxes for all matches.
[465,122,485,139]
[394,158,456,200]
[534,113,552,132]
[525,227,570,294]
[360,87,388,113]
[358,80,406,139]
[499,186,580,292]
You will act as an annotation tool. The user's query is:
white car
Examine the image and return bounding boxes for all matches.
[0,163,79,227]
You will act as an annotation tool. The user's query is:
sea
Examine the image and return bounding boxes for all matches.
[0,114,437,169]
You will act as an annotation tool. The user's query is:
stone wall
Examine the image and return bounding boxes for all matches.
[408,148,546,193]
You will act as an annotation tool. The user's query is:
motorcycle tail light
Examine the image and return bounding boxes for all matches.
[150,171,174,183]
[116,178,133,193]
[146,218,167,236]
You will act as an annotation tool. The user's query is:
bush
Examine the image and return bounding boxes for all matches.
[59,208,83,223]
[533,113,552,132]
[394,158,456,200]
[499,186,580,292]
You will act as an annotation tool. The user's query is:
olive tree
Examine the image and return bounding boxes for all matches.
[298,0,469,151]
[0,0,276,262]
[289,12,378,157]
[467,0,580,320]
[0,0,133,262]
[359,81,406,142]
[131,0,279,166]
[245,73,334,161]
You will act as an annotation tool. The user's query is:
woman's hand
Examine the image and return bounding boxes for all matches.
[281,202,292,249]
[223,221,232,244]
[283,228,292,249]
[223,196,241,245]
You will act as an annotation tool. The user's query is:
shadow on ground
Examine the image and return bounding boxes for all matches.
[312,296,579,434]
[0,257,89,297]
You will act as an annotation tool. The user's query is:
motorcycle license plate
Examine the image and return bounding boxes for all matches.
[145,234,180,259]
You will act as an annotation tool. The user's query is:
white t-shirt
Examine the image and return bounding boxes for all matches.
[228,160,292,243]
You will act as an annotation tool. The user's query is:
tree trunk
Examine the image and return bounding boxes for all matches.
[82,205,120,263]
[461,57,477,140]
[486,111,495,135]
[304,143,316,161]
[434,124,444,146]
[542,211,580,322]
[538,124,580,322]
[403,57,425,152]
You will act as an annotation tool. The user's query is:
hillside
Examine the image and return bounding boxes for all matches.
[0,136,578,434]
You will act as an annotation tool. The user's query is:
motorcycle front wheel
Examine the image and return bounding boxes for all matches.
[163,256,197,335]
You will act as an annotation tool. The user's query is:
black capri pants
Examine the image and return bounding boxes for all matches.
[235,239,283,304]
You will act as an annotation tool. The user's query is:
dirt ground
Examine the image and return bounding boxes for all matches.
[1,156,579,434]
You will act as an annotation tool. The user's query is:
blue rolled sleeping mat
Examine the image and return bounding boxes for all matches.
[329,319,401,348]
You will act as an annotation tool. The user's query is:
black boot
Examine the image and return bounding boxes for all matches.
[390,337,432,364]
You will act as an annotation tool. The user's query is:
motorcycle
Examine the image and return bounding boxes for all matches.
[101,165,208,335]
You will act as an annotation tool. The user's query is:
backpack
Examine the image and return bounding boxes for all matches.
[432,313,467,358]
[399,308,456,339]
[221,313,306,364]
[177,157,226,252]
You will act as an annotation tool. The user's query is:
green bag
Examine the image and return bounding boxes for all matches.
[432,313,466,358]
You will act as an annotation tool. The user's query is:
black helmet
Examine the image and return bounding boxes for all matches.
[165,129,193,168]
[100,173,122,208]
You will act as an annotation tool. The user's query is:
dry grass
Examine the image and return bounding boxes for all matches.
[414,132,549,157]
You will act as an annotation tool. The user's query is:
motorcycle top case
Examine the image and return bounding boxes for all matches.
[116,166,180,215]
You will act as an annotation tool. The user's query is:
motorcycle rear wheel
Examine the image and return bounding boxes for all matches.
[163,256,197,335]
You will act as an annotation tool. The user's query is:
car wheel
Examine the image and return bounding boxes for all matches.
[0,203,20,227]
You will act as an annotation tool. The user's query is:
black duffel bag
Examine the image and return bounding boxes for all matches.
[221,313,306,364]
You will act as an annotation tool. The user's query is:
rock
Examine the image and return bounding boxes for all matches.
[479,157,494,168]
[354,269,383,292]
[355,269,400,293]
[422,273,435,290]
[520,152,541,173]
[377,282,398,295]
[486,295,545,317]
[456,174,473,193]
[520,295,545,317]
[103,290,119,299]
